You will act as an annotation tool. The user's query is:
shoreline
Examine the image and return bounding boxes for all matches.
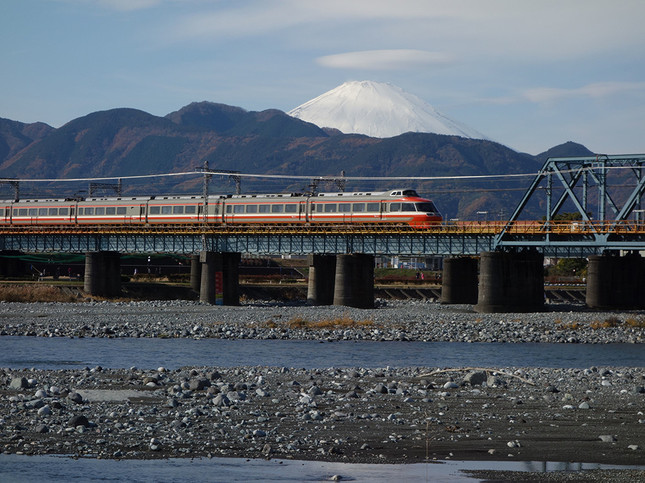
[1,300,644,482]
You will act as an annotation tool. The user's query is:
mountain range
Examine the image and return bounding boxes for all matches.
[0,96,595,220]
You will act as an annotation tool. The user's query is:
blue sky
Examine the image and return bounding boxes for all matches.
[2,0,644,155]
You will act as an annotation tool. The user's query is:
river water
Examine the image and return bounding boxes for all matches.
[0,454,642,483]
[1,337,644,370]
[2,336,644,481]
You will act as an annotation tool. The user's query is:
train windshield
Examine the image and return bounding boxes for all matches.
[415,202,438,213]
[402,189,418,197]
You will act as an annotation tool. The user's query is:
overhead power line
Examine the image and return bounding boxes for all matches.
[0,164,641,185]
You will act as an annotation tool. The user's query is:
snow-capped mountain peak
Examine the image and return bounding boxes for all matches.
[288,80,486,139]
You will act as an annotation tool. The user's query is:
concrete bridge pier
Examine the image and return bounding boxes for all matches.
[84,251,121,297]
[333,253,374,309]
[441,256,479,304]
[199,251,240,305]
[190,254,201,292]
[307,254,336,305]
[586,253,645,309]
[475,250,544,313]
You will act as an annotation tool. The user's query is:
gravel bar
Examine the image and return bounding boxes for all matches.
[0,299,643,344]
[1,299,644,482]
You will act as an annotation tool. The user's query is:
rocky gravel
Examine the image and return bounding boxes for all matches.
[1,364,644,467]
[0,299,643,344]
[1,299,644,482]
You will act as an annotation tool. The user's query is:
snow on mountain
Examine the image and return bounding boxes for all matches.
[288,80,487,140]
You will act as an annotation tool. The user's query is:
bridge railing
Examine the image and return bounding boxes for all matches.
[1,220,645,236]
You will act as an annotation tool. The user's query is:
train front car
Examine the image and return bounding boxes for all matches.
[383,189,442,227]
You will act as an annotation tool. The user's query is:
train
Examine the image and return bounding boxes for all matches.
[1,188,442,227]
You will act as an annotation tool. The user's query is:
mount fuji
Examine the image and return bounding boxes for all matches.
[288,80,487,140]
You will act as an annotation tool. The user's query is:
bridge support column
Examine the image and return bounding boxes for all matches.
[190,254,201,292]
[222,252,241,306]
[199,251,240,305]
[441,256,478,304]
[307,254,336,305]
[333,254,374,309]
[586,253,645,309]
[475,251,544,313]
[104,252,121,297]
[84,251,121,297]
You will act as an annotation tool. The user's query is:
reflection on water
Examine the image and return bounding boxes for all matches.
[0,455,643,483]
[0,337,643,370]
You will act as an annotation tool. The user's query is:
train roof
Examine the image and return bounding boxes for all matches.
[2,189,424,204]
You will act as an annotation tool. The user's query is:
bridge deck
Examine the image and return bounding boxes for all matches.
[1,221,644,256]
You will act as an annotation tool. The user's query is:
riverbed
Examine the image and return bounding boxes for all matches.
[1,300,644,482]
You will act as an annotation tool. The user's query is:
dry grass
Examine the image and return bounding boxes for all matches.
[625,317,645,328]
[590,316,621,330]
[282,314,374,330]
[556,320,581,330]
[557,315,645,331]
[0,284,79,303]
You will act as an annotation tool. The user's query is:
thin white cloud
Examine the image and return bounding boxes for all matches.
[522,82,645,103]
[474,82,645,106]
[59,0,166,12]
[167,1,645,61]
[317,50,452,71]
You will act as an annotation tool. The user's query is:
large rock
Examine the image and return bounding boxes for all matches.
[9,377,29,389]
[189,378,210,391]
[68,415,90,428]
[464,371,487,386]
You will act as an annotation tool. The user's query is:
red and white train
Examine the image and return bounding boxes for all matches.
[1,189,441,227]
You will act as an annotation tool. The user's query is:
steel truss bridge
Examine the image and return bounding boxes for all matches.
[1,154,644,258]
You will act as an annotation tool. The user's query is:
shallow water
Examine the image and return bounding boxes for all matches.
[0,454,642,483]
[0,336,643,370]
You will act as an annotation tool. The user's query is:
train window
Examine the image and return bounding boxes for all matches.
[402,190,418,197]
[150,206,160,215]
[259,205,270,213]
[116,207,126,215]
[246,205,258,214]
[95,207,105,215]
[314,204,323,213]
[161,206,172,215]
[85,207,94,215]
[12,209,17,216]
[285,204,297,213]
[415,202,437,213]
[106,207,116,215]
[352,203,365,212]
[48,208,58,216]
[366,203,379,212]
[212,205,219,214]
[59,208,69,216]
[173,206,184,214]
[390,203,401,212]
[271,204,284,213]
[78,208,84,215]
[338,204,351,213]
[233,205,244,214]
[38,208,48,216]
[28,208,37,216]
[185,205,196,214]
[18,208,27,216]
[401,203,415,212]
[226,205,232,214]
[324,204,336,213]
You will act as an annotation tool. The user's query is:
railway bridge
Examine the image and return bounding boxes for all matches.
[1,154,644,312]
